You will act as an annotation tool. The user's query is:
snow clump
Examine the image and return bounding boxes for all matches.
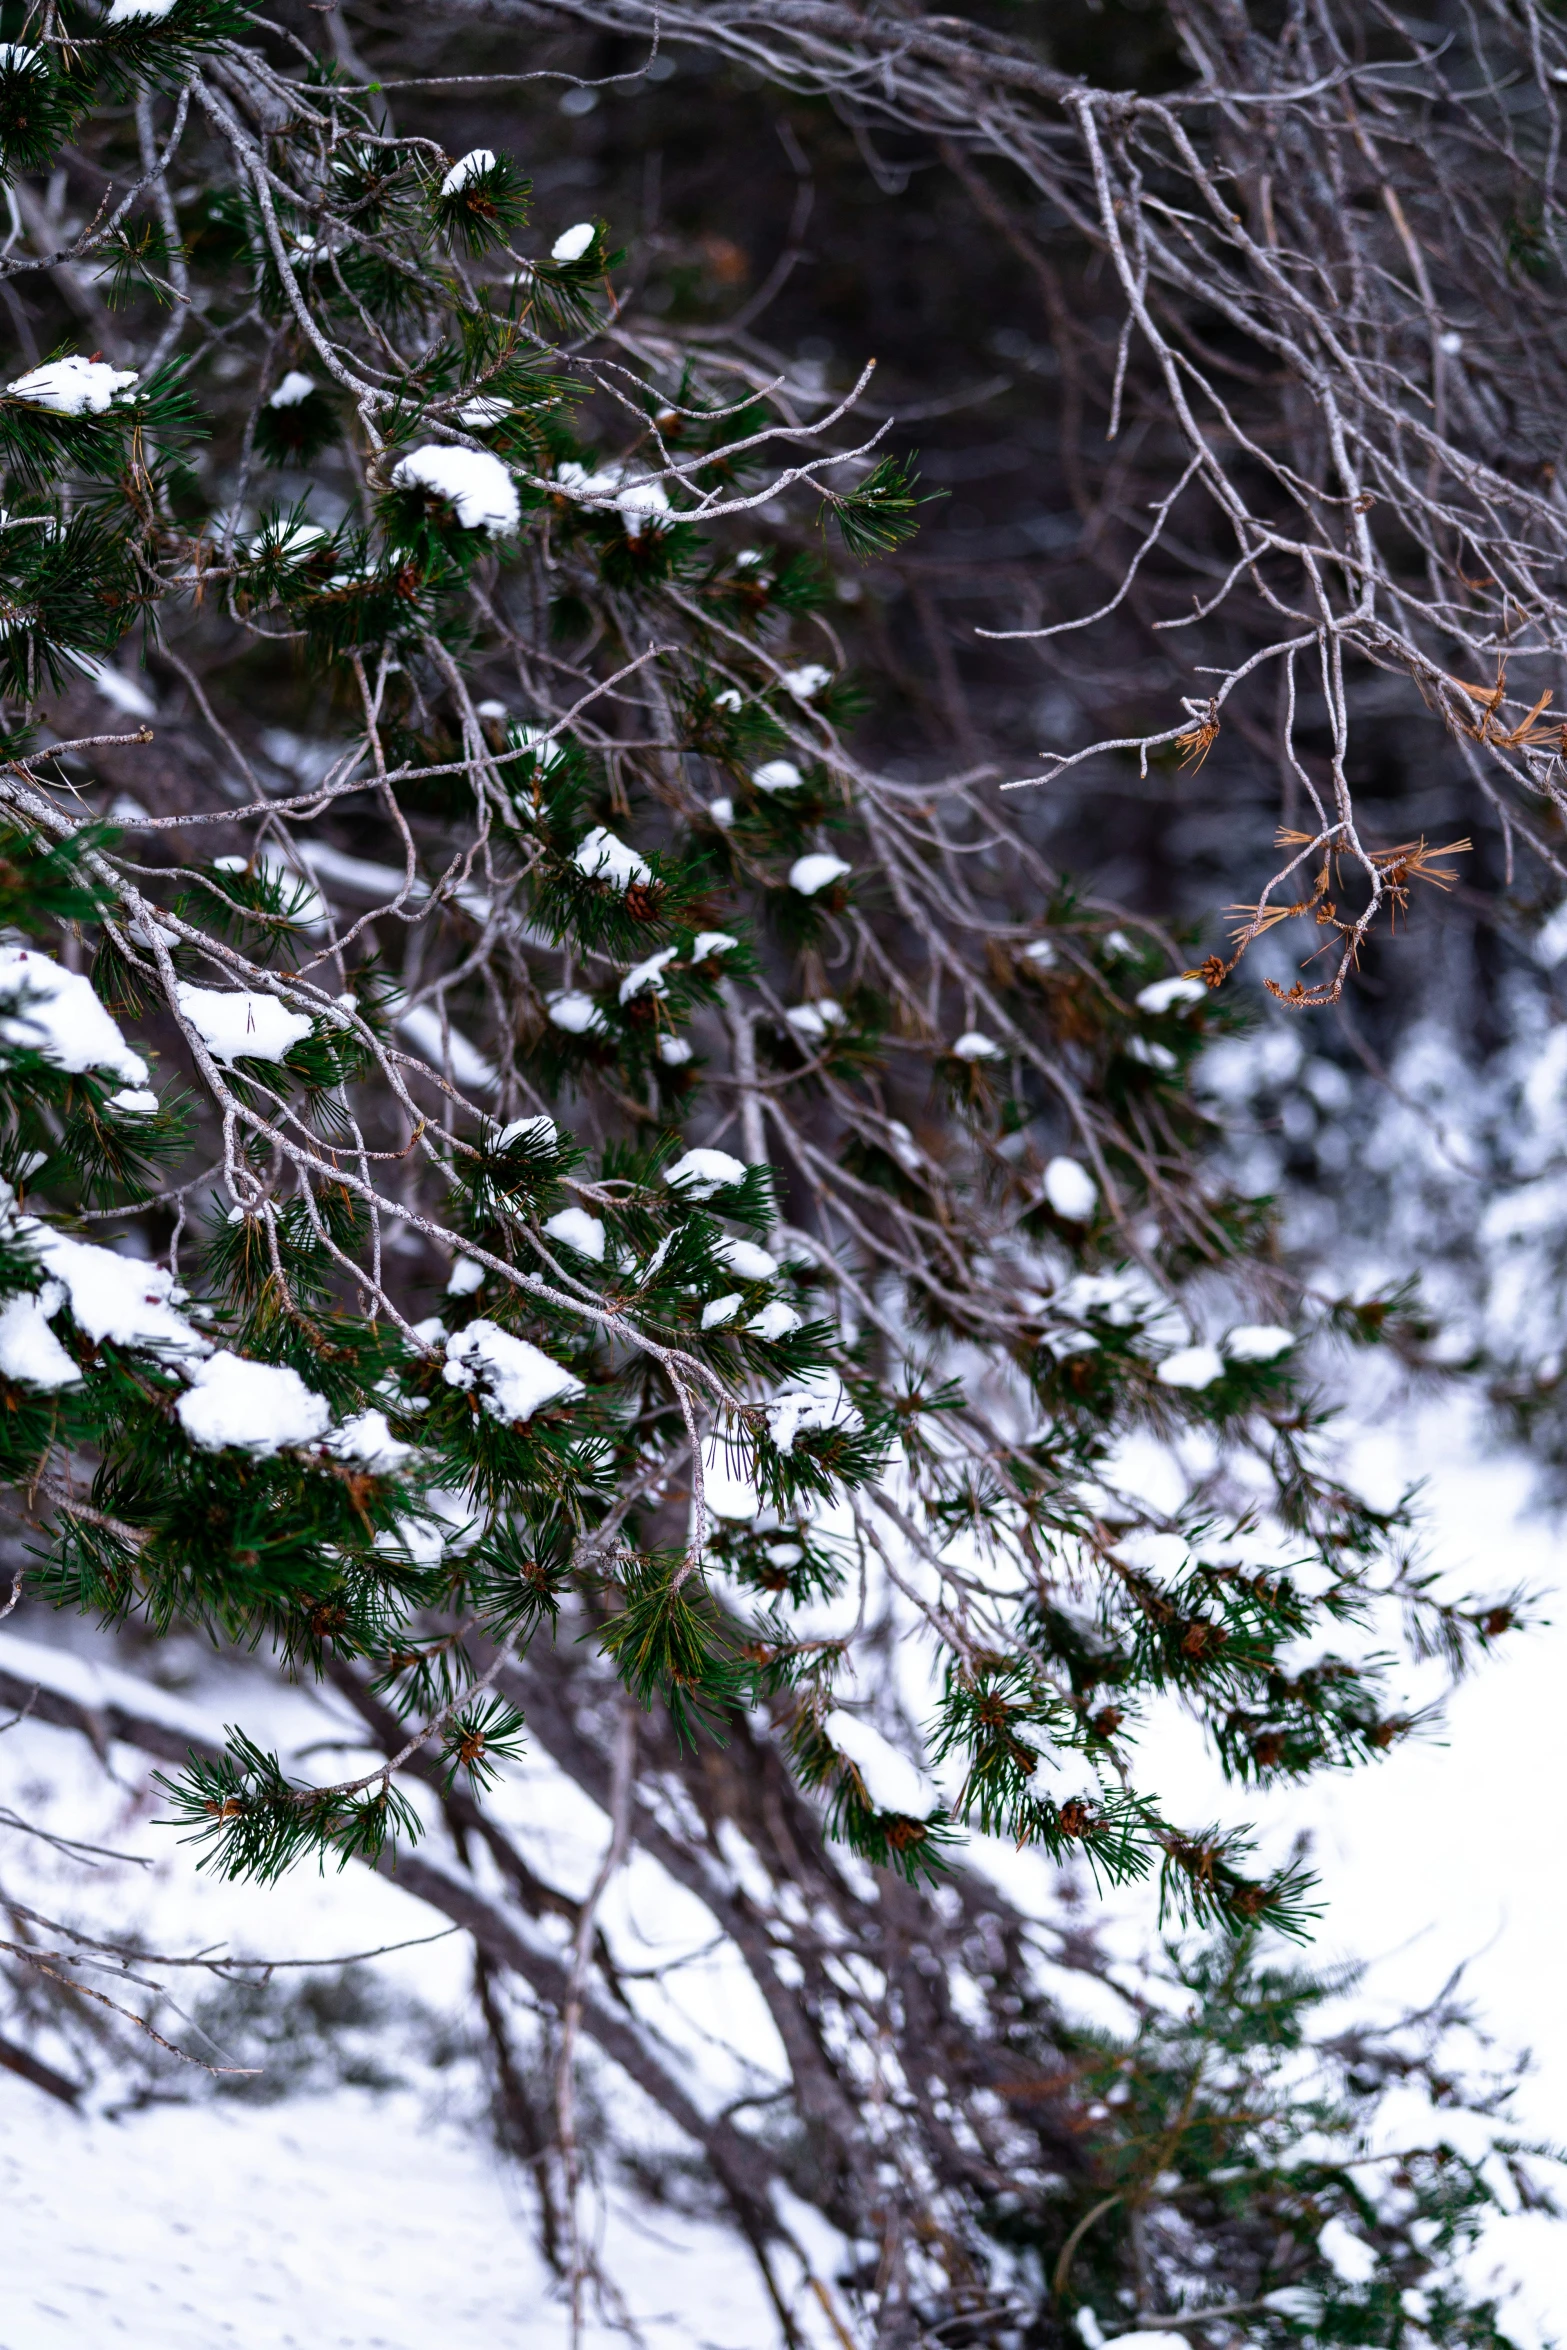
[1043,1156,1098,1222]
[268,371,316,409]
[950,1031,1002,1061]
[823,1711,935,1819]
[440,149,496,194]
[25,1225,205,1360]
[717,1235,777,1281]
[175,982,313,1067]
[443,1321,583,1423]
[177,1350,332,1455]
[788,853,850,898]
[1316,2217,1378,2286]
[546,990,607,1037]
[551,222,596,263]
[542,1206,605,1260]
[391,446,519,535]
[0,1287,80,1391]
[572,826,651,890]
[0,947,149,1084]
[753,759,803,793]
[615,475,671,538]
[326,1408,414,1474]
[664,1148,746,1198]
[494,1114,558,1151]
[619,947,679,1005]
[765,1367,861,1455]
[7,356,139,412]
[1225,1324,1295,1362]
[0,1212,215,1392]
[1136,976,1208,1015]
[1156,1344,1225,1391]
[785,1000,845,1045]
[748,1302,802,1340]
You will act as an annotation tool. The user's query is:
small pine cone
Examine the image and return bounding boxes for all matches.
[624,881,663,922]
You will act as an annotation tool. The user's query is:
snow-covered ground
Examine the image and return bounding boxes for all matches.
[3,2088,780,2349]
[4,1392,1567,2347]
[1134,1394,1567,2344]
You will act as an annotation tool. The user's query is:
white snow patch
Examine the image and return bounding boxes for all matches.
[0,1283,80,1390]
[1136,976,1207,1015]
[572,826,651,890]
[546,990,607,1038]
[175,982,313,1068]
[1043,1156,1098,1221]
[1225,1323,1295,1362]
[0,947,148,1083]
[495,1113,558,1152]
[395,1001,497,1092]
[619,947,678,1005]
[1317,2215,1379,2284]
[657,1035,693,1066]
[176,1350,332,1455]
[75,654,156,718]
[447,1257,486,1297]
[785,1000,845,1045]
[268,370,317,409]
[691,931,737,961]
[25,1224,205,1360]
[717,1236,777,1281]
[1156,1344,1225,1391]
[747,1302,802,1340]
[442,1320,583,1423]
[702,1293,743,1329]
[701,1428,758,1519]
[551,222,596,263]
[615,476,671,537]
[753,759,803,793]
[543,1206,605,1260]
[391,446,519,535]
[823,1711,934,1818]
[765,1368,861,1456]
[441,148,496,195]
[788,852,850,897]
[781,664,832,699]
[664,1148,746,1198]
[326,1407,414,1474]
[950,1030,1002,1061]
[7,354,138,411]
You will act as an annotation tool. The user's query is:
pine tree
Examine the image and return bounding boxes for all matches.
[0,4,1555,2343]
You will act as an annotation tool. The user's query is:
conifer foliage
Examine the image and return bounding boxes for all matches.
[0,3,1550,2341]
